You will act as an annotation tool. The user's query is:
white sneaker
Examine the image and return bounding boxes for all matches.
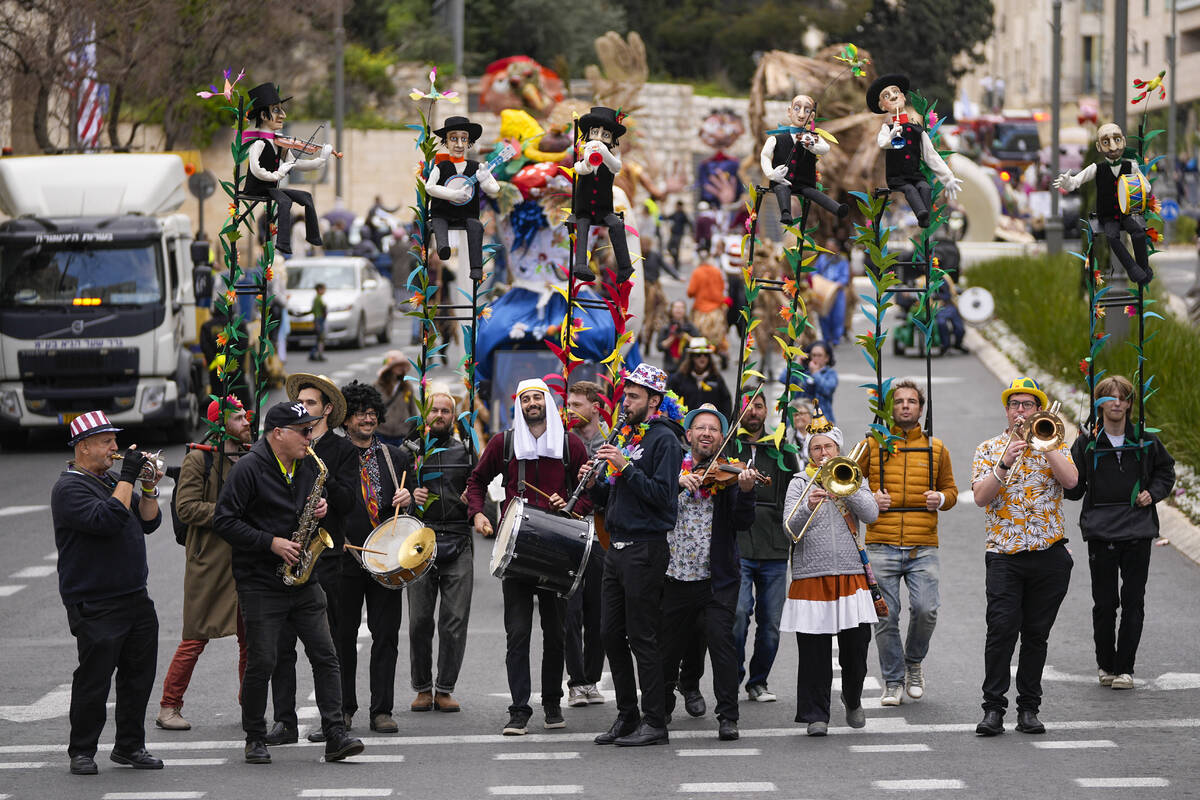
[746,684,776,702]
[585,684,605,704]
[1110,673,1135,689]
[567,685,589,707]
[880,684,904,706]
[1098,668,1115,686]
[905,663,925,700]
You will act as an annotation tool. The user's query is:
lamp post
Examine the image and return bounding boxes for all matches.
[1165,0,1178,244]
[334,0,345,200]
[1047,0,1064,255]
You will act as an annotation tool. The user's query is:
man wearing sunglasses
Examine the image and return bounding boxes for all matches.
[215,401,365,765]
[970,377,1077,738]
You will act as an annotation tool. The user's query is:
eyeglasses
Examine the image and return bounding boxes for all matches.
[287,425,315,438]
[353,410,379,420]
[691,425,723,434]
[1006,400,1038,411]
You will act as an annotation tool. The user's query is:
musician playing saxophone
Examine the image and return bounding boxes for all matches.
[214,401,365,765]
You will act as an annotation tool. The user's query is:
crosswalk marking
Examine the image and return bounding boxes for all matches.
[347,755,406,763]
[850,743,931,753]
[102,794,206,800]
[0,505,49,517]
[298,791,392,798]
[0,761,49,769]
[0,586,26,598]
[1074,778,1169,788]
[493,752,580,760]
[678,783,777,793]
[9,565,56,579]
[165,758,227,766]
[676,748,761,757]
[488,786,583,796]
[1033,740,1117,749]
[874,779,966,790]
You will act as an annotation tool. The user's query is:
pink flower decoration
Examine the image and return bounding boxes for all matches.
[1124,305,1137,317]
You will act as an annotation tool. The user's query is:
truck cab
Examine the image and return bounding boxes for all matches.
[0,154,203,446]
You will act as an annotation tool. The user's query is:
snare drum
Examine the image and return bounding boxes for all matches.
[360,515,437,590]
[490,498,594,598]
[1118,172,1150,215]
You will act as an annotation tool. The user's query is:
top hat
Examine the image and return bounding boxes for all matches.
[68,410,122,446]
[866,73,910,114]
[578,106,627,140]
[285,372,348,429]
[247,82,292,116]
[433,116,484,143]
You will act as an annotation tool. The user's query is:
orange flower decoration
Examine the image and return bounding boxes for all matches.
[1079,358,1090,375]
[227,203,237,217]
[782,277,797,298]
[1147,226,1161,243]
[265,266,274,281]
[224,290,236,305]
[779,306,794,322]
[216,332,228,347]
[1094,305,1107,318]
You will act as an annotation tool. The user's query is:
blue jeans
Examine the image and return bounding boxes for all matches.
[733,558,789,689]
[866,544,940,685]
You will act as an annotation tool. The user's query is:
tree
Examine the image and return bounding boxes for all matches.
[464,0,627,78]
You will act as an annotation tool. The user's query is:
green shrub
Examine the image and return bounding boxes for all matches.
[968,254,1200,469]
[1173,213,1197,245]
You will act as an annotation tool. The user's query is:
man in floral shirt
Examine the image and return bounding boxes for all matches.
[970,377,1078,738]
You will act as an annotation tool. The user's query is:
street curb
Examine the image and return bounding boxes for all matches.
[963,326,1200,568]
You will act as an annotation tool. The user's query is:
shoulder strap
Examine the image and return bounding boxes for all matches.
[503,429,513,462]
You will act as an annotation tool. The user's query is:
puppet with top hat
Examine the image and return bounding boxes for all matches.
[423,115,502,281]
[571,106,634,284]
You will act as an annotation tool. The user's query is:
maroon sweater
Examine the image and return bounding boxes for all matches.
[465,429,593,519]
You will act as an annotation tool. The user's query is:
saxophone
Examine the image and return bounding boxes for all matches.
[281,445,334,586]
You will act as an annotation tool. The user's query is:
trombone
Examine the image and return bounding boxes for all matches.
[997,401,1065,484]
[785,440,867,543]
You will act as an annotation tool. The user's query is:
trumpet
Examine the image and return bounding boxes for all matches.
[999,401,1064,484]
[111,450,164,481]
[785,440,867,542]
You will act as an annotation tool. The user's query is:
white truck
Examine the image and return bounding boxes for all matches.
[0,154,205,447]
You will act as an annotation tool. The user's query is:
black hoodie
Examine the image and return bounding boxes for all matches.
[214,436,322,592]
[590,416,685,541]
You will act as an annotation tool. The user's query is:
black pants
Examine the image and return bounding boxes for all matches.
[982,544,1073,714]
[574,213,633,282]
[502,577,566,715]
[661,579,739,721]
[772,182,844,222]
[272,556,342,726]
[794,623,871,724]
[1100,216,1151,284]
[677,617,708,693]
[1088,539,1152,675]
[890,179,933,226]
[63,590,158,758]
[601,540,670,728]
[265,187,322,254]
[339,555,403,717]
[430,216,486,280]
[566,549,606,688]
[240,582,343,742]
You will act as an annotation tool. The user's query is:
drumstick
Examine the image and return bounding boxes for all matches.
[390,471,409,525]
[343,543,388,556]
[523,482,583,519]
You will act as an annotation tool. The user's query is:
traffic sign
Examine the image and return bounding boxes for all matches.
[187,170,216,200]
[1161,199,1180,221]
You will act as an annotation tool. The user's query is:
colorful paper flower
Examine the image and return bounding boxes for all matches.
[1095,305,1107,318]
[1147,226,1161,243]
[1124,305,1137,317]
[1079,358,1090,375]
[410,67,460,103]
[833,43,871,77]
[1131,70,1167,104]
[196,68,245,101]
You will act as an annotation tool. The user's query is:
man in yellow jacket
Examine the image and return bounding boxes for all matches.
[855,380,957,706]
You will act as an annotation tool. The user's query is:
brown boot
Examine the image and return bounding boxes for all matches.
[434,692,460,713]
[155,706,191,730]
[411,691,434,712]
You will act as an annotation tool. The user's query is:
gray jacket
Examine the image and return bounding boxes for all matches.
[784,477,878,580]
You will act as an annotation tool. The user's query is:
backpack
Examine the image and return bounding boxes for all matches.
[167,449,213,546]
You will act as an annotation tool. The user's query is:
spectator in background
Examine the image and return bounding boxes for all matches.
[668,337,732,419]
[375,351,420,447]
[695,202,716,255]
[308,283,328,362]
[812,239,850,344]
[667,201,691,271]
[657,300,700,375]
[366,196,400,250]
[640,237,669,353]
[797,341,838,423]
[688,251,730,361]
[323,219,351,253]
[790,400,815,469]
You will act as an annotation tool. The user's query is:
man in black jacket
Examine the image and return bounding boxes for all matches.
[581,363,685,747]
[662,405,758,742]
[409,391,475,713]
[1065,375,1175,690]
[214,401,364,765]
[336,381,415,733]
[52,411,164,776]
[266,373,358,744]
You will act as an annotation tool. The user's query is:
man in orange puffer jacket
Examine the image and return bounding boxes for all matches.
[854,380,957,707]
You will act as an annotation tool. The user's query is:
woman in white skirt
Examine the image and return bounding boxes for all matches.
[782,418,879,736]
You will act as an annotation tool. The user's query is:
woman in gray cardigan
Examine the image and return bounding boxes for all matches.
[782,419,879,736]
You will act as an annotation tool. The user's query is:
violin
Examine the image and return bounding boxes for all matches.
[698,457,772,489]
[275,135,344,159]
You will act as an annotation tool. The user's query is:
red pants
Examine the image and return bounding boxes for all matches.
[160,611,247,709]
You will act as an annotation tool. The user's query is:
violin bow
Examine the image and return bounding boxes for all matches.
[697,384,763,484]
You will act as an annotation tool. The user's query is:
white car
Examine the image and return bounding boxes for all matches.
[285,256,394,349]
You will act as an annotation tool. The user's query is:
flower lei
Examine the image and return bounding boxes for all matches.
[603,390,687,483]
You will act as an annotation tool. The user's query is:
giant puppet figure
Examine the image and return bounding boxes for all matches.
[866,74,962,228]
[242,83,333,255]
[1053,123,1154,285]
[423,115,502,282]
[760,93,849,224]
[571,106,634,283]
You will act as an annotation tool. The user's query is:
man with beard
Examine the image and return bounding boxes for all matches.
[854,380,958,706]
[336,381,415,733]
[409,391,475,713]
[466,379,591,736]
[662,404,758,741]
[157,397,252,731]
[580,364,685,748]
[725,388,800,704]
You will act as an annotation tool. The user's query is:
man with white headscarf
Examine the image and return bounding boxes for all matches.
[465,378,592,736]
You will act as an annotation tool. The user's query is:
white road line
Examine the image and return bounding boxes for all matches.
[103,794,206,800]
[43,551,57,561]
[874,779,966,790]
[850,743,931,753]
[165,757,227,766]
[678,783,777,793]
[488,787,583,796]
[0,586,25,598]
[1074,778,1170,788]
[9,565,56,579]
[298,791,393,798]
[0,505,49,517]
[0,761,49,769]
[676,748,762,757]
[346,754,406,763]
[493,752,580,760]
[1033,740,1118,749]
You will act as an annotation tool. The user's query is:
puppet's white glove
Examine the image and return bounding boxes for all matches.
[766,164,788,183]
[320,143,333,159]
[1053,171,1077,192]
[941,175,964,201]
[278,161,295,177]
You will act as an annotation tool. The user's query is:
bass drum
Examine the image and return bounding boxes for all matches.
[490,497,594,598]
[360,515,437,590]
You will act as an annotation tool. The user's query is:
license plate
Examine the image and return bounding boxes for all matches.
[290,320,313,331]
[59,412,82,425]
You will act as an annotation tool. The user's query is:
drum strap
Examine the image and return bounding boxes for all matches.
[378,440,402,512]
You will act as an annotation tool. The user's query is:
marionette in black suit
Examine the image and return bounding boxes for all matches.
[867,74,962,229]
[422,116,501,281]
[1053,123,1153,285]
[571,106,634,283]
[759,94,848,225]
[241,83,332,255]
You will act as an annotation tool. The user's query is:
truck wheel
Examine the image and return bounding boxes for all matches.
[378,308,393,344]
[353,314,367,349]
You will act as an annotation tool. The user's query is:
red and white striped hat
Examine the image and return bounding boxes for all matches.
[68,410,122,446]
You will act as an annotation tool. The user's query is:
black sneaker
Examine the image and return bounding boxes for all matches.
[69,754,98,775]
[324,733,365,762]
[502,711,531,736]
[263,722,298,746]
[244,740,271,764]
[544,705,565,729]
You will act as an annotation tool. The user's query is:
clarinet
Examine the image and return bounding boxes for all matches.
[563,410,627,515]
